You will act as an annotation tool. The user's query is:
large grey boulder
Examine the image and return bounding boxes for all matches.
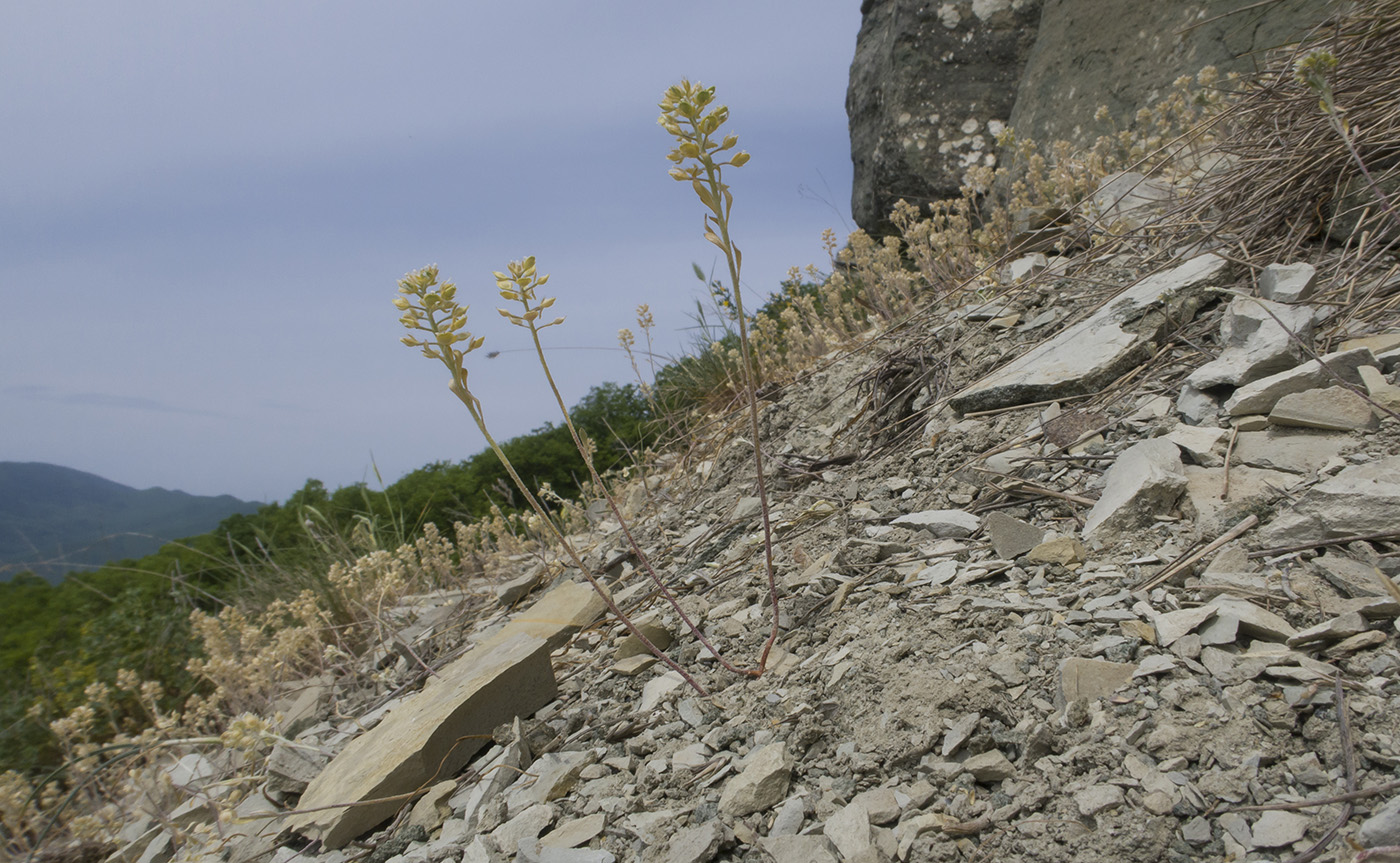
[846,0,1333,234]
[847,0,1042,232]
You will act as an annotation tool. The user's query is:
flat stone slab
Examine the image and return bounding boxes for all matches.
[1058,657,1135,707]
[482,580,608,652]
[1269,386,1379,430]
[890,509,980,538]
[950,254,1230,413]
[1225,347,1376,415]
[288,633,557,848]
[1231,431,1347,476]
[1261,455,1400,545]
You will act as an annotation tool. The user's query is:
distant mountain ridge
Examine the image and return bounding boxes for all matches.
[0,462,262,584]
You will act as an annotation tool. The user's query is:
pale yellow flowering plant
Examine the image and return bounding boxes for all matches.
[659,80,780,674]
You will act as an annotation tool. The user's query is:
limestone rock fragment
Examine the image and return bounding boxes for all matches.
[718,742,792,817]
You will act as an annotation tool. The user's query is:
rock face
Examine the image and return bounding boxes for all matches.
[847,0,1042,231]
[1008,0,1334,147]
[847,0,1334,233]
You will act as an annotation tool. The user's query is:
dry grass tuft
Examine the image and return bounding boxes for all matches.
[1197,0,1400,262]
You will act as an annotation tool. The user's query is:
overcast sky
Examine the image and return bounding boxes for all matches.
[1,2,860,504]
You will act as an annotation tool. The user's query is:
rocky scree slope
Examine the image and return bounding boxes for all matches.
[116,227,1400,863]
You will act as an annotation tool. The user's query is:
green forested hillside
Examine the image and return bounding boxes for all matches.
[0,462,263,584]
[0,381,657,774]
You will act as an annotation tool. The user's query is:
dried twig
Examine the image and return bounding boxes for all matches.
[1280,675,1356,863]
[1137,514,1259,590]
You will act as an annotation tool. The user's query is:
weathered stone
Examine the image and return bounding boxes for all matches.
[1325,630,1388,659]
[823,801,873,861]
[759,834,839,863]
[1260,456,1400,544]
[625,810,679,847]
[1075,784,1125,817]
[611,655,658,676]
[1084,438,1186,537]
[852,788,901,826]
[847,0,1042,232]
[951,255,1230,413]
[492,803,557,857]
[1315,553,1385,597]
[519,846,615,863]
[719,743,792,817]
[497,568,543,608]
[1225,347,1377,415]
[1166,424,1227,466]
[890,509,980,538]
[615,620,675,660]
[484,581,608,651]
[639,670,686,713]
[1231,431,1348,476]
[1207,596,1296,641]
[1187,296,1315,389]
[1154,604,1216,647]
[1357,796,1400,848]
[731,496,762,521]
[1058,657,1135,706]
[983,511,1045,558]
[769,796,807,837]
[962,749,1016,783]
[540,813,607,849]
[942,712,981,758]
[1258,262,1318,303]
[659,820,730,863]
[1176,383,1221,426]
[1269,386,1379,431]
[1025,536,1087,565]
[450,741,524,834]
[288,633,557,849]
[404,779,455,832]
[1287,611,1369,647]
[1344,333,1400,356]
[1007,253,1049,282]
[514,750,596,809]
[1360,365,1400,413]
[1250,810,1311,848]
[265,742,326,795]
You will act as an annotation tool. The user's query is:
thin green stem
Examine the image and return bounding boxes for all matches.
[693,127,781,675]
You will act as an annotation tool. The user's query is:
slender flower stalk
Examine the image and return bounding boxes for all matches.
[493,259,762,681]
[658,80,780,674]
